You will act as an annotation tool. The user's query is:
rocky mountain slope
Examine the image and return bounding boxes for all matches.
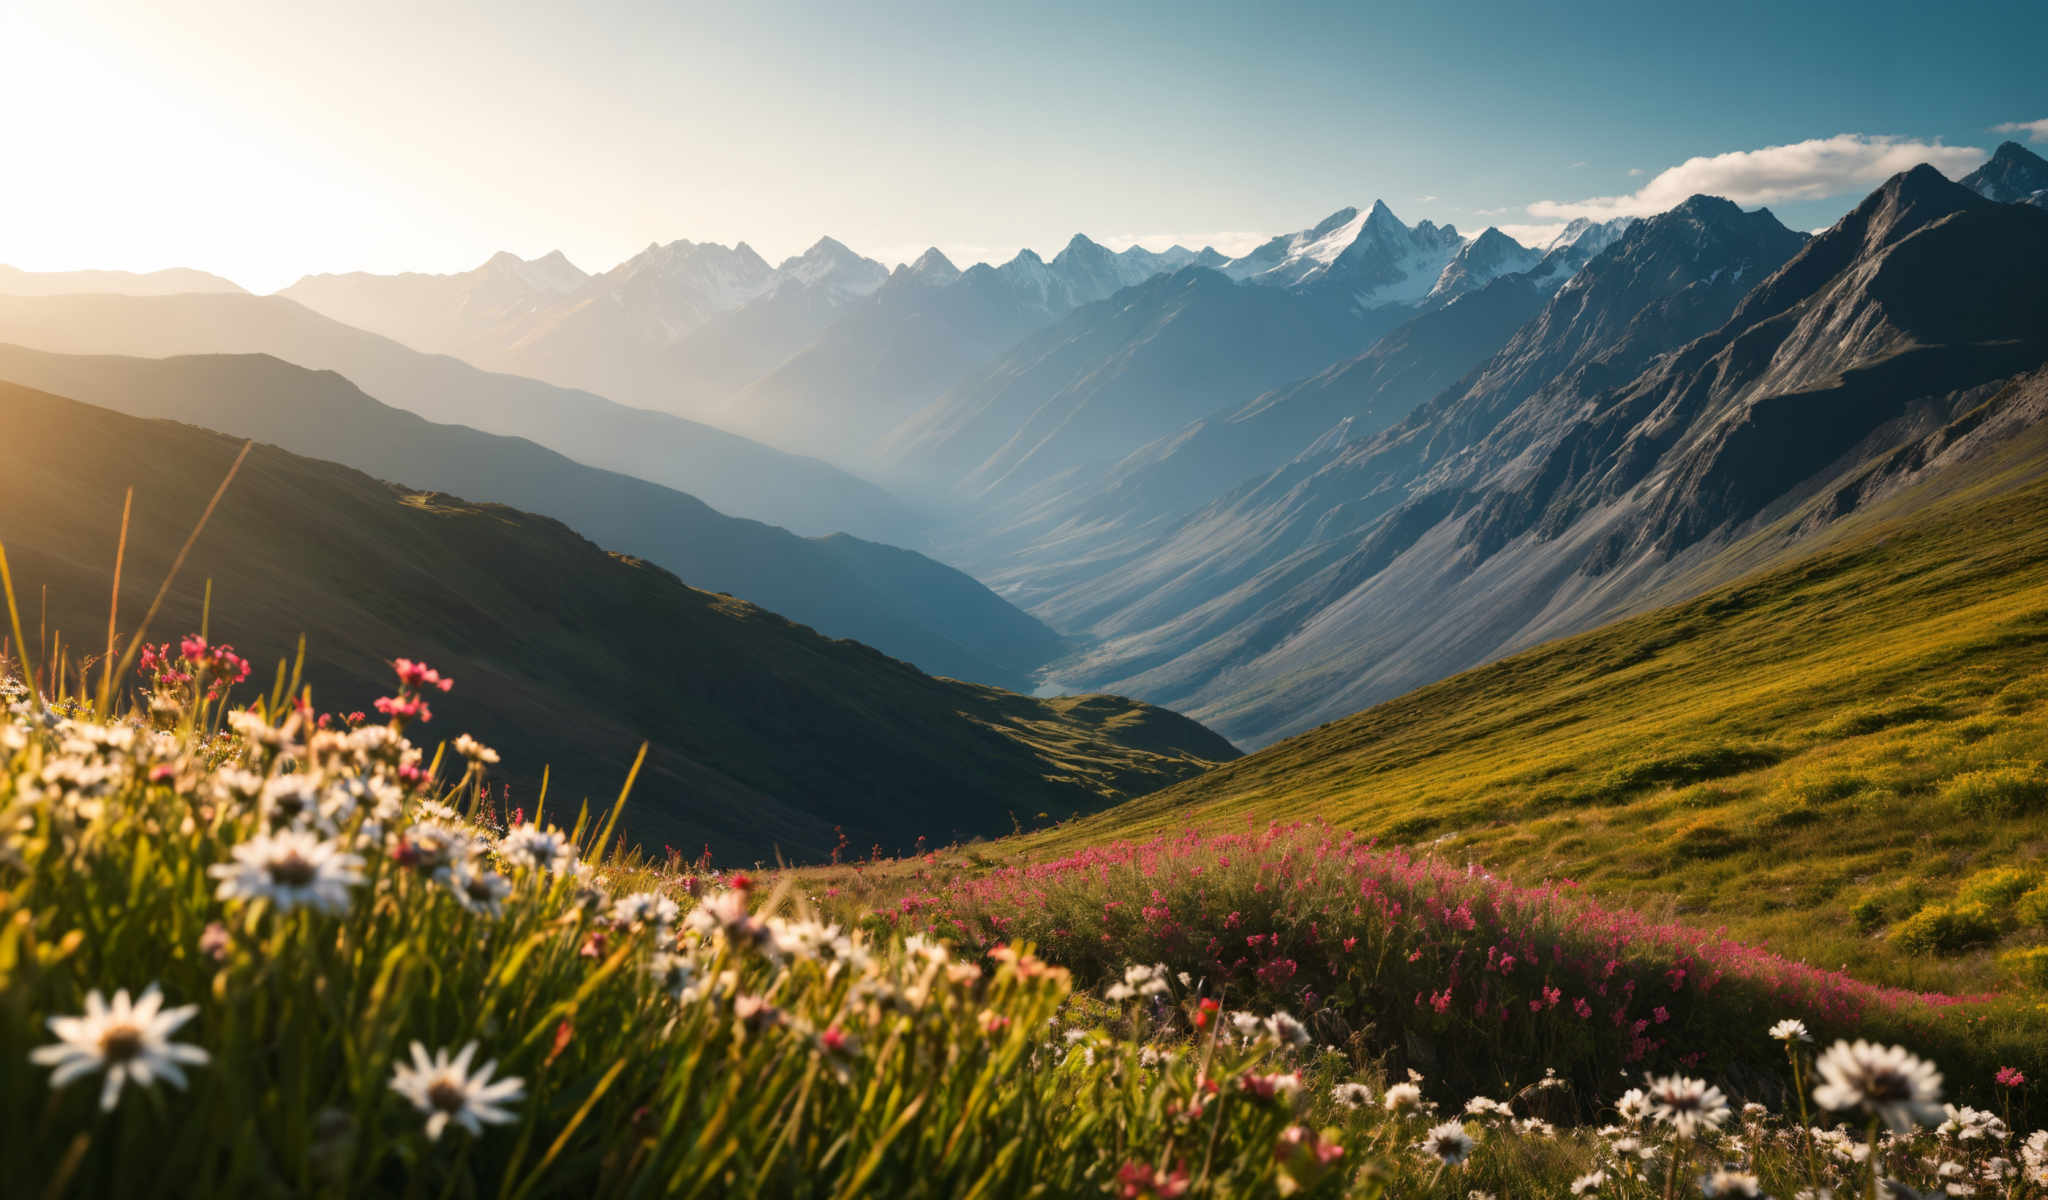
[1043,171,2048,747]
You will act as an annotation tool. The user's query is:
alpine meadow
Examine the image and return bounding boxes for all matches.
[6,3,2048,1197]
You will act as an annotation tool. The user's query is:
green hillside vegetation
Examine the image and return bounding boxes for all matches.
[860,391,2048,998]
[0,381,1235,860]
[0,344,1067,690]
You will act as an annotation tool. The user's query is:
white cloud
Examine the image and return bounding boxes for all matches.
[1626,167,1645,177]
[1526,133,1988,221]
[1568,160,1589,168]
[1992,118,2048,144]
[1416,194,1439,203]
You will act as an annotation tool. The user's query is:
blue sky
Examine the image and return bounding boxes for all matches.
[3,0,2042,289]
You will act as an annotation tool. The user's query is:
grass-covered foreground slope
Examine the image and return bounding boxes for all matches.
[0,381,1235,860]
[994,398,2048,996]
[7,653,2045,1198]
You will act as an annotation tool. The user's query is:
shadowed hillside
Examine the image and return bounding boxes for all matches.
[0,291,920,543]
[0,345,1066,690]
[0,381,1237,861]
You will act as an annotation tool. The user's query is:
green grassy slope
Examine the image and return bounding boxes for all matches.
[0,381,1236,861]
[1007,386,2048,994]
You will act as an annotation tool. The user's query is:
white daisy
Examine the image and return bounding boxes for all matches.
[258,774,329,830]
[452,734,499,764]
[440,858,513,918]
[1616,1087,1653,1123]
[1331,1081,1374,1109]
[1105,962,1170,1001]
[1265,1010,1311,1048]
[1644,1074,1730,1139]
[1770,1018,1813,1043]
[1419,1120,1475,1165]
[389,1041,525,1140]
[496,822,577,875]
[1699,1167,1764,1197]
[611,890,680,929]
[1570,1170,1608,1195]
[1812,1040,1945,1133]
[1383,1082,1424,1113]
[29,984,210,1111]
[648,951,703,1002]
[209,829,364,915]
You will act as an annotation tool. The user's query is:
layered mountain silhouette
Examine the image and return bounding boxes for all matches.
[0,381,1238,859]
[0,264,246,296]
[716,236,1216,463]
[0,345,1065,690]
[975,195,1805,638]
[1025,169,2048,746]
[881,265,1408,502]
[26,153,2041,766]
[873,204,1628,515]
[0,291,919,543]
[282,233,1218,455]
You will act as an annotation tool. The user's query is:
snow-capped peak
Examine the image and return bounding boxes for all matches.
[1222,200,1465,304]
[904,247,961,283]
[772,237,890,298]
[1425,227,1543,303]
[1522,215,1637,294]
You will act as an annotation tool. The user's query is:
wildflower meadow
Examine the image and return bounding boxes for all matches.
[5,629,2048,1197]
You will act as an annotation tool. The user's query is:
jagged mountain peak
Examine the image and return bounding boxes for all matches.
[1727,164,1984,330]
[1989,139,2047,167]
[908,247,960,280]
[1222,199,1464,299]
[1663,192,1751,226]
[1426,227,1543,303]
[1466,227,1525,253]
[1361,199,1403,231]
[1962,140,2048,207]
[1307,206,1362,238]
[479,249,586,292]
[774,237,888,297]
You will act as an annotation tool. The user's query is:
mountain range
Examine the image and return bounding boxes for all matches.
[15,140,2045,766]
[0,290,920,543]
[279,233,1220,452]
[1003,160,2048,745]
[0,380,1237,859]
[0,264,246,297]
[0,344,1064,690]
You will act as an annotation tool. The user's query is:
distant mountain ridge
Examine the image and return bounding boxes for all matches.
[1026,170,2048,747]
[0,264,246,296]
[280,231,1220,438]
[880,203,1630,524]
[0,290,922,543]
[0,381,1239,860]
[0,344,1066,690]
